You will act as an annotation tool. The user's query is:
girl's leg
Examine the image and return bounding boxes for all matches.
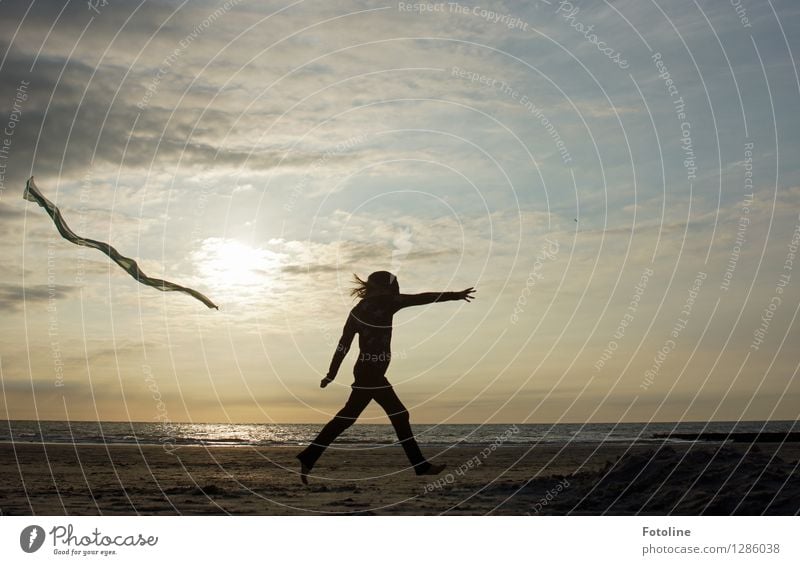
[297,388,371,472]
[372,386,435,474]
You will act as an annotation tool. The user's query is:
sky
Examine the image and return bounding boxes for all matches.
[0,0,799,425]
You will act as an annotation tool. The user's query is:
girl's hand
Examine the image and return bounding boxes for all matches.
[320,375,334,388]
[456,287,476,302]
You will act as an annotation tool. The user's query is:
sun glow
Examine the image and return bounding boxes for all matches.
[192,238,283,297]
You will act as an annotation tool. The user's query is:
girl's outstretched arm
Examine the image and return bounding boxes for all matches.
[321,312,357,388]
[394,287,476,310]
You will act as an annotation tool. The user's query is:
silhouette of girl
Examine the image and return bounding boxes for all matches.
[297,271,476,483]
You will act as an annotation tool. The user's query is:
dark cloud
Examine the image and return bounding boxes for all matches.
[0,283,77,312]
[0,30,340,192]
[0,378,90,395]
[0,0,390,196]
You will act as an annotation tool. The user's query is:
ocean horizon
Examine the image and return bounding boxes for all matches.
[2,419,797,448]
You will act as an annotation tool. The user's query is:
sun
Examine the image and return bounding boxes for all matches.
[192,238,282,295]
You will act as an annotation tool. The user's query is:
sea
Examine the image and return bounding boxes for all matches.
[1,420,797,448]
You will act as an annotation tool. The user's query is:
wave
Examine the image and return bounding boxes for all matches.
[1,420,797,447]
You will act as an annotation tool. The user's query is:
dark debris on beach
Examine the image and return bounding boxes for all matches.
[528,445,800,515]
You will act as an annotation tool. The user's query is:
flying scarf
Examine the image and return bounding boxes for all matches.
[24,177,218,309]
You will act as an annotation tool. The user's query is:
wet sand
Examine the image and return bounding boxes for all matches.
[1,441,798,515]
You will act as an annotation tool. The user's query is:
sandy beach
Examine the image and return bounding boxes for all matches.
[1,440,798,515]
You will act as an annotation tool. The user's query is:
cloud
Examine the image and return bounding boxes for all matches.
[0,202,27,235]
[0,283,77,312]
[0,203,25,220]
[281,263,340,275]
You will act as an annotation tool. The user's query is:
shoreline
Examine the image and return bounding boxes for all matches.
[0,438,698,448]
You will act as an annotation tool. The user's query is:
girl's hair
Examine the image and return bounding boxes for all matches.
[351,271,399,299]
